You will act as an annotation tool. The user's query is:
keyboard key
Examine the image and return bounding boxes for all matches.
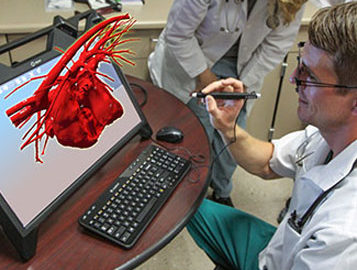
[120,232,131,243]
[107,226,117,235]
[114,226,126,239]
[136,197,157,223]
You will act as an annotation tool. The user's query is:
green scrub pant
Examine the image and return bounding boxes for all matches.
[187,199,276,270]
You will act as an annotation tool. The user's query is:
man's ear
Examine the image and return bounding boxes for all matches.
[353,98,357,115]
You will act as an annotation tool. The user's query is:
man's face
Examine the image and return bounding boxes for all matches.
[290,42,355,132]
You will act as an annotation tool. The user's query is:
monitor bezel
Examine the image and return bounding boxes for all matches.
[0,60,151,238]
[0,12,152,257]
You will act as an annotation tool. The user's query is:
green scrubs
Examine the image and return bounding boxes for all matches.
[187,199,276,270]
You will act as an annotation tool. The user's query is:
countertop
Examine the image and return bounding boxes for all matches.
[0,0,318,34]
[0,0,174,34]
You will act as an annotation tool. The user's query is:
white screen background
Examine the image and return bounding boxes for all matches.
[0,57,142,227]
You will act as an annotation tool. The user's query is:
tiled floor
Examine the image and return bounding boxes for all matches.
[134,167,294,270]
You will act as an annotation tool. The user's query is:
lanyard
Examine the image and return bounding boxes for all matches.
[288,157,357,234]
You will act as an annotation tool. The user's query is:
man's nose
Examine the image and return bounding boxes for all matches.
[289,68,303,93]
[289,68,297,85]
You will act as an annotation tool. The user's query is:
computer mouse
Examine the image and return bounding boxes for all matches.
[156,126,184,143]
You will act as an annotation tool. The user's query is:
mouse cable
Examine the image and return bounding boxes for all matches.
[149,137,206,164]
[209,98,247,168]
[182,98,247,183]
[130,82,148,107]
[149,137,207,184]
[147,98,247,184]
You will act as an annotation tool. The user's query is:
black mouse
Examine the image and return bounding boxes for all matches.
[156,126,184,143]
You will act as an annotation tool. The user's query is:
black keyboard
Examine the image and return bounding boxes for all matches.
[79,144,191,248]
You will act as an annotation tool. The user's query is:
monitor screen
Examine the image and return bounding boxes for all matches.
[0,55,144,232]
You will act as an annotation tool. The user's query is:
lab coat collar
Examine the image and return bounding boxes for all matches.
[303,139,357,192]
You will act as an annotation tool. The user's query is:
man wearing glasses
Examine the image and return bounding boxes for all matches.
[187,2,357,270]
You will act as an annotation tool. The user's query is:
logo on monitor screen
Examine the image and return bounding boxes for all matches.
[30,59,42,67]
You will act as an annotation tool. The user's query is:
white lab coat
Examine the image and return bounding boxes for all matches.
[260,125,357,269]
[148,0,305,113]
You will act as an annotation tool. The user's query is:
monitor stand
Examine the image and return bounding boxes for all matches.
[0,207,38,261]
[139,122,153,139]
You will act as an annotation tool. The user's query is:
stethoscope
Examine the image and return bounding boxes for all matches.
[288,156,357,234]
[220,0,242,33]
[266,0,280,29]
[220,0,280,33]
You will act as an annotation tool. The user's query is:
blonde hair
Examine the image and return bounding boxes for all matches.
[268,0,308,25]
[308,2,357,86]
[279,0,308,24]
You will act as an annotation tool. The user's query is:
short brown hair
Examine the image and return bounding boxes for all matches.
[308,2,357,87]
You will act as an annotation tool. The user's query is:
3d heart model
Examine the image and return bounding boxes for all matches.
[5,14,135,162]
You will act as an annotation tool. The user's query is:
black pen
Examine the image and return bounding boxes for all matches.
[190,92,261,100]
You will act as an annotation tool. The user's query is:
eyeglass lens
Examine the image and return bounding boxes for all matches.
[295,41,357,89]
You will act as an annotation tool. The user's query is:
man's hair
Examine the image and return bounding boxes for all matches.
[308,2,357,87]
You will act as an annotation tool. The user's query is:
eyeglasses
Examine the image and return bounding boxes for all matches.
[295,41,357,90]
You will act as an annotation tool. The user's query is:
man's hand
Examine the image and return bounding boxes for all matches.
[201,78,279,179]
[202,78,246,140]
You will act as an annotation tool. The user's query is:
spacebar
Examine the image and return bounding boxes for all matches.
[136,197,158,223]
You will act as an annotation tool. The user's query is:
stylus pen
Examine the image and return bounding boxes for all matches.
[190,92,261,100]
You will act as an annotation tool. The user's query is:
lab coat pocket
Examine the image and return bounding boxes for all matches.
[281,220,301,269]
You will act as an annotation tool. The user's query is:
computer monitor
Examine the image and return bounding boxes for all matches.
[0,12,151,261]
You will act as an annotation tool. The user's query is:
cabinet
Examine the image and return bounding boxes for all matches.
[0,0,170,81]
[246,25,309,140]
[246,2,318,140]
[3,30,160,81]
[0,35,11,66]
[118,29,161,81]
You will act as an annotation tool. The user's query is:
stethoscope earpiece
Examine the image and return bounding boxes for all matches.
[266,0,280,29]
[266,14,280,29]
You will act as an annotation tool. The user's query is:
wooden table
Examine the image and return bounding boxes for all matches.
[0,76,211,270]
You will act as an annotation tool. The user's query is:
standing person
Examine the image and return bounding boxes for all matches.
[187,2,357,269]
[148,0,308,206]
